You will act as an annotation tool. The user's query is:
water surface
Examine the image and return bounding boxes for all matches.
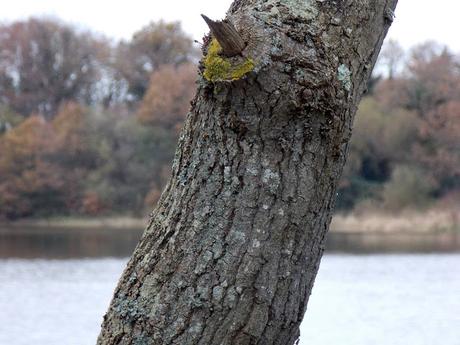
[1,255,459,345]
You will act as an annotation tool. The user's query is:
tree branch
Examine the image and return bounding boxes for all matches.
[201,14,246,57]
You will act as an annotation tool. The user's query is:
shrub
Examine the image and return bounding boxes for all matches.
[382,165,435,211]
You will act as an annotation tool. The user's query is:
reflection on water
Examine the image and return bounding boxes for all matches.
[0,227,144,259]
[327,231,460,253]
[0,226,459,259]
[0,255,459,345]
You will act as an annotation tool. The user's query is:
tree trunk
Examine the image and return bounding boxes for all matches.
[97,0,397,344]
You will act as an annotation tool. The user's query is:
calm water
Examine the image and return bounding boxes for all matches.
[1,227,459,344]
[1,255,459,345]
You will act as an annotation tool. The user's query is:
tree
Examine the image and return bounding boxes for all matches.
[0,18,107,118]
[336,97,419,210]
[83,112,170,215]
[406,42,460,117]
[50,102,99,212]
[0,115,61,218]
[378,39,404,79]
[98,0,397,343]
[0,105,22,134]
[114,21,199,103]
[137,63,197,131]
[376,43,460,195]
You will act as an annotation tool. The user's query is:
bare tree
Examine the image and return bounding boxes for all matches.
[98,0,397,344]
[0,18,106,118]
[379,39,405,79]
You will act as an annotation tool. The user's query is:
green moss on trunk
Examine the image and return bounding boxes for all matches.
[203,39,255,82]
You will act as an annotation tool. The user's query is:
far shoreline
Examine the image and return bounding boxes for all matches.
[0,216,147,231]
[1,208,459,235]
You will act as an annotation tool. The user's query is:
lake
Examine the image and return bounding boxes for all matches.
[1,227,459,344]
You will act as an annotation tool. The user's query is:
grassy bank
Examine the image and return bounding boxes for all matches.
[331,208,460,234]
[1,216,147,230]
[2,208,459,234]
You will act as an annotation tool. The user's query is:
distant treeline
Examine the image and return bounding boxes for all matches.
[0,18,198,219]
[0,18,459,219]
[339,41,460,212]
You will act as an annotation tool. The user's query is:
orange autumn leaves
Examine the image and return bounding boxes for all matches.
[0,18,199,220]
[137,63,197,130]
[0,104,90,218]
[0,62,198,219]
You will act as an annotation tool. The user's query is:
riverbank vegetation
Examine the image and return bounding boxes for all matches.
[3,210,458,234]
[0,18,459,227]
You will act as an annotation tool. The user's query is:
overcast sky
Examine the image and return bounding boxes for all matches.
[1,0,458,52]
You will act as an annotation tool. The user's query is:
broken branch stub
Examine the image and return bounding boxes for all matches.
[201,14,246,57]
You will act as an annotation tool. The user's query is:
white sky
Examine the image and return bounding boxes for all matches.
[0,0,458,52]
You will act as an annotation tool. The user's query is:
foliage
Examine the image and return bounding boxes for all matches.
[382,165,435,211]
[83,112,177,215]
[0,116,62,218]
[337,41,460,212]
[137,63,197,130]
[0,16,459,218]
[114,21,199,102]
[0,105,23,134]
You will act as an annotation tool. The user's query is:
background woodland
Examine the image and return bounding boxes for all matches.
[0,18,459,220]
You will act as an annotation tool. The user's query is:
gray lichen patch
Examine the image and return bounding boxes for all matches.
[188,320,204,336]
[262,168,280,194]
[287,0,319,19]
[112,295,146,323]
[256,0,318,20]
[262,169,279,184]
[194,250,214,275]
[337,64,352,91]
[212,285,225,302]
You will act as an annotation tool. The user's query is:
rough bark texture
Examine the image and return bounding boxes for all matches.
[98,0,397,344]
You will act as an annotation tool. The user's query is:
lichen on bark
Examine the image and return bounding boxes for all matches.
[203,38,255,82]
[338,64,352,91]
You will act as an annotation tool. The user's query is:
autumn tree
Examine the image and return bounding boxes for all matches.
[114,21,199,103]
[0,18,107,118]
[50,102,99,211]
[414,98,460,192]
[381,43,460,196]
[337,41,460,211]
[137,63,197,130]
[0,116,60,218]
[98,0,397,344]
[83,112,163,214]
[0,105,22,134]
[406,42,460,117]
[135,62,198,206]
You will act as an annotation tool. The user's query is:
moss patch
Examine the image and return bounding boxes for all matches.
[203,39,255,82]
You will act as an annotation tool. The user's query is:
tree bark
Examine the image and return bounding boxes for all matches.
[97,0,397,344]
